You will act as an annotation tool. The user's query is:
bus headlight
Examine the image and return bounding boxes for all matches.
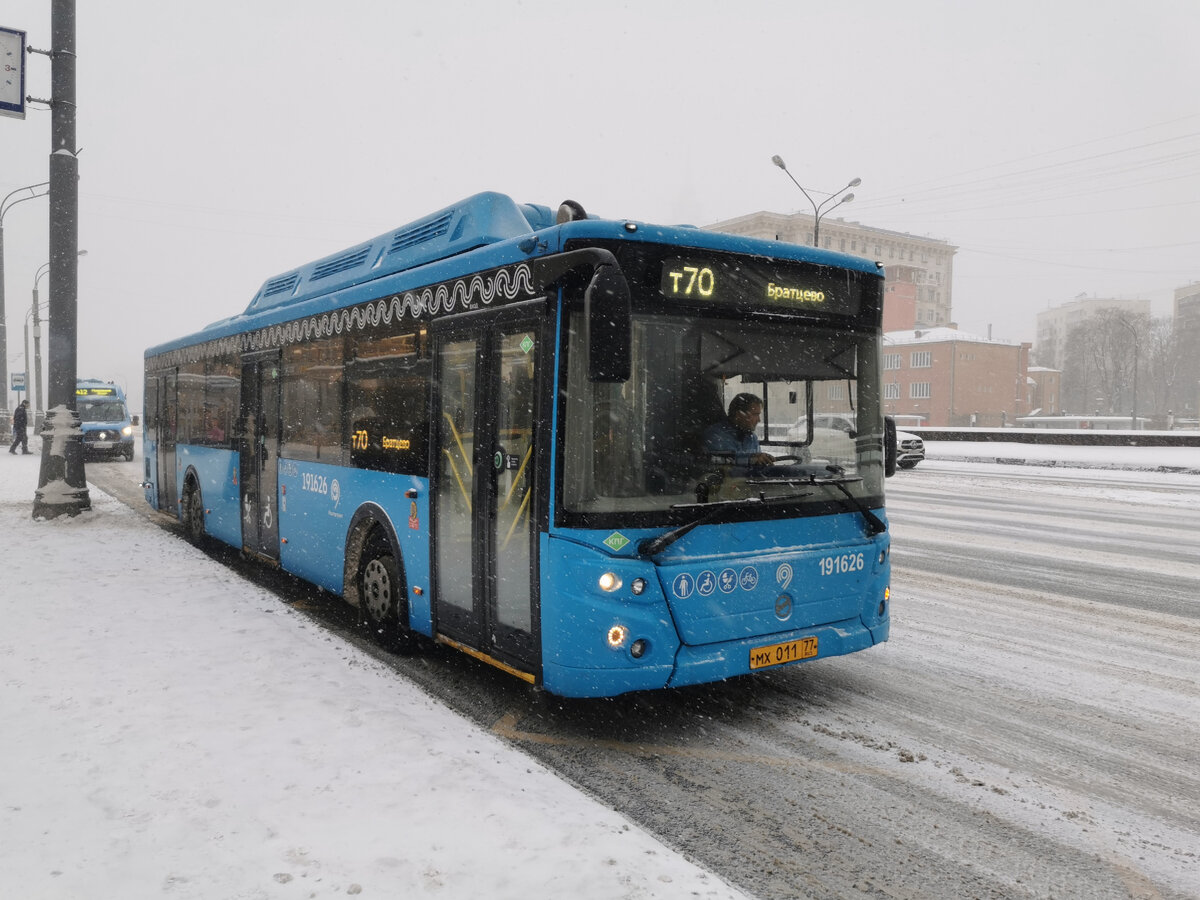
[598,572,622,592]
[606,625,629,649]
[122,426,133,436]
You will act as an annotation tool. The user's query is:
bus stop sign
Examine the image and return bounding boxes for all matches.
[0,27,27,120]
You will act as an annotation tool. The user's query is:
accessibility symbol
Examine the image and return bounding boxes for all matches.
[672,572,694,599]
[696,570,717,596]
[718,568,738,594]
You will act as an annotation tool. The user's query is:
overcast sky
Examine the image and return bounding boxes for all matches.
[3,0,1198,416]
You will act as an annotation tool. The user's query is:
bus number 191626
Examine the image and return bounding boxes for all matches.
[819,552,865,577]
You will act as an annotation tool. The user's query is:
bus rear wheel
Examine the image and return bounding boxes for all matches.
[358,533,415,653]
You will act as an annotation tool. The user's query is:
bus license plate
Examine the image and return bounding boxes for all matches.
[749,636,818,670]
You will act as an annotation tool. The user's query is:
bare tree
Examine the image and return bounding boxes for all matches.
[1061,322,1100,413]
[1060,311,1150,419]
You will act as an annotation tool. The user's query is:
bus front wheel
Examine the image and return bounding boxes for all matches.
[182,481,206,544]
[358,532,415,653]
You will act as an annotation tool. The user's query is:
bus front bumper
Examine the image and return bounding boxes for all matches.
[542,614,888,699]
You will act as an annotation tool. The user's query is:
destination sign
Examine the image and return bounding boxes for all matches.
[76,387,116,396]
[352,428,412,453]
[659,256,862,316]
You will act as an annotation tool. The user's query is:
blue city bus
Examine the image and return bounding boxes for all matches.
[144,192,896,698]
[77,379,135,461]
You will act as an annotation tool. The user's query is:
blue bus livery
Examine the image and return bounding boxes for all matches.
[77,379,135,461]
[144,192,897,698]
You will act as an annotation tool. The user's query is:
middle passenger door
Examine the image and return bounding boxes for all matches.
[238,351,282,562]
[431,315,541,675]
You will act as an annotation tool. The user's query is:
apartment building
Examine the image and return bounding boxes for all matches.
[1034,295,1151,369]
[706,211,956,330]
[1176,282,1200,330]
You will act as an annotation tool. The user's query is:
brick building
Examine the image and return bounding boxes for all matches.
[883,327,1033,427]
[883,265,921,332]
[1026,366,1063,416]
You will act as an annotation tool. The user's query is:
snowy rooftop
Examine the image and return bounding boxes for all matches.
[884,326,1020,346]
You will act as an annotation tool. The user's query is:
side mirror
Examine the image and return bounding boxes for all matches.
[584,261,631,382]
[884,415,897,477]
[532,247,633,383]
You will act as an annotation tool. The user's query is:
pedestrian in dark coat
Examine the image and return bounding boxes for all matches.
[9,400,30,454]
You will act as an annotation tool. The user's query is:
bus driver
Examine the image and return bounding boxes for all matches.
[703,393,776,471]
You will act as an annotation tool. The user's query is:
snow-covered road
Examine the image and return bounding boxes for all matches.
[67,454,1200,899]
[482,462,1200,899]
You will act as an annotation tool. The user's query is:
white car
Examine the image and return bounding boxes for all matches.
[895,430,925,469]
[784,413,859,466]
[783,415,925,470]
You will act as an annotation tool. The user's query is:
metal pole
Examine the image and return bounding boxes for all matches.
[1131,337,1139,430]
[32,282,44,429]
[35,0,89,518]
[1115,315,1140,431]
[0,220,6,431]
[24,320,30,414]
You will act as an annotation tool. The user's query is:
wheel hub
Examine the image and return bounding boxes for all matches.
[362,558,392,619]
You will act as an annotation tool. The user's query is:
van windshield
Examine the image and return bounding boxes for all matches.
[78,400,128,423]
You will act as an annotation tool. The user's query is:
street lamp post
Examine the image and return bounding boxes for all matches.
[32,261,50,433]
[1,181,50,431]
[771,155,860,248]
[31,251,86,433]
[1114,315,1141,430]
[23,299,49,421]
[1130,335,1140,431]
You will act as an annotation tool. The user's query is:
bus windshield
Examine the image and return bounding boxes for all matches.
[561,310,884,521]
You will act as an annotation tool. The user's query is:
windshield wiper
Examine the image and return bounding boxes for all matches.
[636,506,726,558]
[637,491,814,558]
[758,465,885,536]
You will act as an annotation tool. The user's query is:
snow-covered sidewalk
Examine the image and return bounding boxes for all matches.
[0,453,746,900]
